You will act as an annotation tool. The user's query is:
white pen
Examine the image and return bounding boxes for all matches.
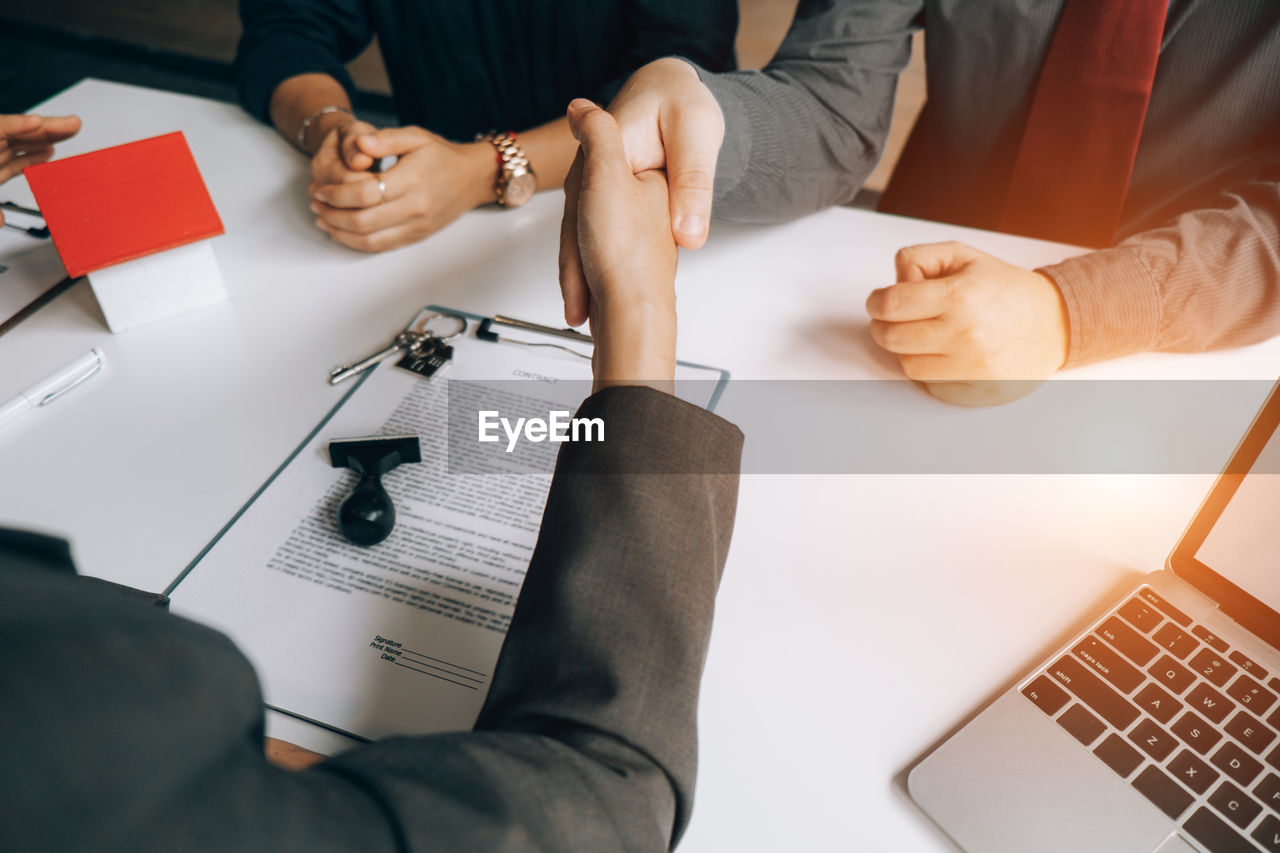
[0,348,106,432]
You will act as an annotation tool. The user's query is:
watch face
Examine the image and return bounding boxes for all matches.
[503,171,537,207]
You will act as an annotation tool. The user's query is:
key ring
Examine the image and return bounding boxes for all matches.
[410,312,467,341]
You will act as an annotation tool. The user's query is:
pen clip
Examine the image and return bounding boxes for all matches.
[40,353,103,406]
[476,318,592,360]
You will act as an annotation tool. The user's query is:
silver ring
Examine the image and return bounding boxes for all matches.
[411,312,467,341]
[377,180,387,204]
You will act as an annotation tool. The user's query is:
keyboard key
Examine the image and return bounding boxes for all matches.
[1194,625,1231,653]
[1154,623,1199,660]
[1269,705,1280,731]
[1133,765,1194,819]
[1139,588,1192,626]
[1184,807,1256,853]
[1254,772,1280,810]
[1058,703,1106,746]
[1230,651,1269,681]
[1120,598,1164,633]
[1098,616,1159,666]
[1094,733,1144,778]
[1209,780,1263,829]
[1270,676,1280,694]
[1226,711,1277,754]
[1135,682,1183,725]
[1048,656,1141,730]
[1268,743,1280,772]
[1187,682,1235,724]
[1170,749,1219,795]
[1129,718,1179,761]
[1228,674,1277,715]
[1252,814,1280,852]
[1150,655,1197,694]
[1191,649,1239,688]
[1213,742,1265,786]
[1173,711,1224,754]
[1022,674,1070,716]
[1073,636,1145,693]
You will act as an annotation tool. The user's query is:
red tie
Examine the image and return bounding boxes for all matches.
[998,0,1169,248]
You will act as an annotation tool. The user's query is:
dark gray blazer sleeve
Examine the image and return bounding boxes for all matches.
[0,386,742,852]
[691,0,920,223]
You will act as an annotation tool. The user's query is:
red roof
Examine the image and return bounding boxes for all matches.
[25,131,225,279]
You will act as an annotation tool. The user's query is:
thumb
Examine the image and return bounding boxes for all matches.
[567,99,629,185]
[660,102,722,249]
[355,126,429,159]
[894,241,986,282]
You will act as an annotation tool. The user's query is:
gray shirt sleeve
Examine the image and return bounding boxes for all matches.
[1043,153,1280,366]
[690,0,920,223]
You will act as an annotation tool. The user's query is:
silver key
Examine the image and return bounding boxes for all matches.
[329,331,426,385]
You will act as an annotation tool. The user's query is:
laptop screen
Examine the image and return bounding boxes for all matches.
[1173,381,1280,650]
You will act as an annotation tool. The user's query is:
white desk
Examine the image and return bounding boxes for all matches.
[2,80,1278,852]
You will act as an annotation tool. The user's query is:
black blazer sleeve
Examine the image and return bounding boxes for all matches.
[0,386,743,852]
[235,0,374,123]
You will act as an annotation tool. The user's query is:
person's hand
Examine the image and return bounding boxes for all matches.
[309,126,496,252]
[559,58,723,326]
[865,242,1070,406]
[264,737,325,770]
[307,115,378,189]
[0,113,81,226]
[561,99,678,392]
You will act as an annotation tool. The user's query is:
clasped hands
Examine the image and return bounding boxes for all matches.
[306,115,497,253]
[556,59,1073,406]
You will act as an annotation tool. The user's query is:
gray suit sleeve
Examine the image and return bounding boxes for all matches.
[692,0,920,223]
[0,386,742,853]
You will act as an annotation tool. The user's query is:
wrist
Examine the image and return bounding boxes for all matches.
[591,297,678,393]
[302,109,355,154]
[1034,270,1070,370]
[463,141,500,207]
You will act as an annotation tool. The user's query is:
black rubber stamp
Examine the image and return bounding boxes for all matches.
[328,434,422,547]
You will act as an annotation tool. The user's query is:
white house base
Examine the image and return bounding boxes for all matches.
[88,239,227,333]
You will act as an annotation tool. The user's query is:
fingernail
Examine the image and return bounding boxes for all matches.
[314,192,328,204]
[675,215,706,237]
[309,203,319,214]
[314,219,328,231]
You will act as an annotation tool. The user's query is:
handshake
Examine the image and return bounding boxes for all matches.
[559,59,1072,407]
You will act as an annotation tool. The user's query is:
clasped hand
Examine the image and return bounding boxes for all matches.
[308,120,495,253]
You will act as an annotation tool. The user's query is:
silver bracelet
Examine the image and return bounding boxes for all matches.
[295,105,353,150]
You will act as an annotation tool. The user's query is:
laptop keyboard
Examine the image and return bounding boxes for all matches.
[1022,586,1280,852]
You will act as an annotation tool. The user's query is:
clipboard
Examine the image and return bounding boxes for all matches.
[426,305,730,410]
[165,304,729,746]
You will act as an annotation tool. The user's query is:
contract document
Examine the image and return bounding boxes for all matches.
[168,307,726,742]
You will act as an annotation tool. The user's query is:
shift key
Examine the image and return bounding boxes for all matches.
[1073,636,1145,692]
[1049,656,1141,730]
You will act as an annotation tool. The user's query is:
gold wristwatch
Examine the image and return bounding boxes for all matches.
[480,131,537,208]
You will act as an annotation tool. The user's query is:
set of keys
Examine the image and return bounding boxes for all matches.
[328,313,466,385]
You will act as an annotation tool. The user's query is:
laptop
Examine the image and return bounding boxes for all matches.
[910,381,1280,853]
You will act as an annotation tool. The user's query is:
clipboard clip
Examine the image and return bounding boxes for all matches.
[477,315,592,360]
[0,201,50,239]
